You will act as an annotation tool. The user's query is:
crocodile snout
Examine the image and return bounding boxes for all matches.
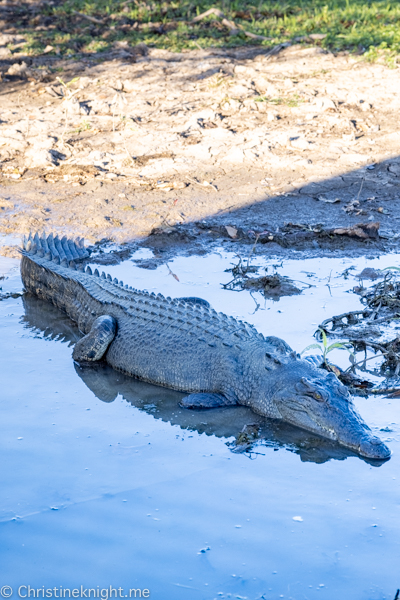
[359,435,391,460]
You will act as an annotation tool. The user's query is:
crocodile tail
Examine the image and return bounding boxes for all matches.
[21,232,90,266]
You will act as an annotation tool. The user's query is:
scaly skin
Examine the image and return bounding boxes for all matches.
[20,233,391,460]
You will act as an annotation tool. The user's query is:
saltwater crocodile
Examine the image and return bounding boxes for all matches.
[20,233,391,460]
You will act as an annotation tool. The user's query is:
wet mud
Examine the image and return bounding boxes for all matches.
[1,44,400,260]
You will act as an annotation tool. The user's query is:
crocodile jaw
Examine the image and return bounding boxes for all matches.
[265,362,391,460]
[276,399,391,460]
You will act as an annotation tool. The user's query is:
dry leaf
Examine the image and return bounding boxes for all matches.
[333,222,380,239]
[225,226,238,238]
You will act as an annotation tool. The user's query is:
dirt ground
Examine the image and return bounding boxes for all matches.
[1,41,400,258]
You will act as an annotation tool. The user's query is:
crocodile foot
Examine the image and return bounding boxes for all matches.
[180,393,237,409]
[72,315,117,362]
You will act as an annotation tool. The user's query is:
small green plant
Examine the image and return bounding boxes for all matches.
[301,328,354,366]
[254,94,303,107]
[73,120,91,134]
[56,76,80,90]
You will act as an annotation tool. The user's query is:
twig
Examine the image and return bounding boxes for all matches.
[243,30,272,42]
[185,176,217,191]
[166,263,179,282]
[60,106,69,149]
[249,290,261,314]
[345,352,387,372]
[355,171,366,203]
[291,278,315,289]
[370,388,400,396]
[191,6,272,41]
[192,8,225,22]
[246,233,262,272]
[370,299,382,321]
[349,340,390,354]
[366,314,400,326]
[72,10,106,25]
[319,310,371,331]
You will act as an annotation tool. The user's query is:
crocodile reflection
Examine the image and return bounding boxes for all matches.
[21,293,386,466]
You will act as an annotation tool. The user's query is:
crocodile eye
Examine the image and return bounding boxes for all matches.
[313,392,323,401]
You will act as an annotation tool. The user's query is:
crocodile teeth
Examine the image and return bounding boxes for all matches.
[94,269,100,277]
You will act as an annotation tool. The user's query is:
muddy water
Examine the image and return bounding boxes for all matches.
[1,250,399,600]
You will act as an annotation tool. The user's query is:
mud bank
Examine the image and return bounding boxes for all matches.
[1,44,400,258]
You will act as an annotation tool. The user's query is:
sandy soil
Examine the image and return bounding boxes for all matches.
[1,42,400,257]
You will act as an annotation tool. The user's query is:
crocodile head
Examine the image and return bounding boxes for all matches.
[266,360,391,460]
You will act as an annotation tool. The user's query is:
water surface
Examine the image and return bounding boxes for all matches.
[1,250,399,599]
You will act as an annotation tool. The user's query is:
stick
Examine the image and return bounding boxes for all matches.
[72,10,106,25]
[191,6,273,41]
[243,30,272,42]
[191,8,225,22]
[166,263,179,281]
[345,352,387,371]
[185,176,217,192]
[370,388,400,396]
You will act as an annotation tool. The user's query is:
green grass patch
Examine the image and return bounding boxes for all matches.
[6,0,400,62]
[255,93,304,107]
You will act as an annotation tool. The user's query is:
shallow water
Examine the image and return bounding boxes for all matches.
[1,250,399,600]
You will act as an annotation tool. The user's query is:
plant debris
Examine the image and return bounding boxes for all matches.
[332,222,380,240]
[242,273,301,298]
[315,270,400,379]
[227,423,261,453]
[223,253,302,299]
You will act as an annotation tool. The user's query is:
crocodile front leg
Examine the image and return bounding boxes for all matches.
[72,315,117,362]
